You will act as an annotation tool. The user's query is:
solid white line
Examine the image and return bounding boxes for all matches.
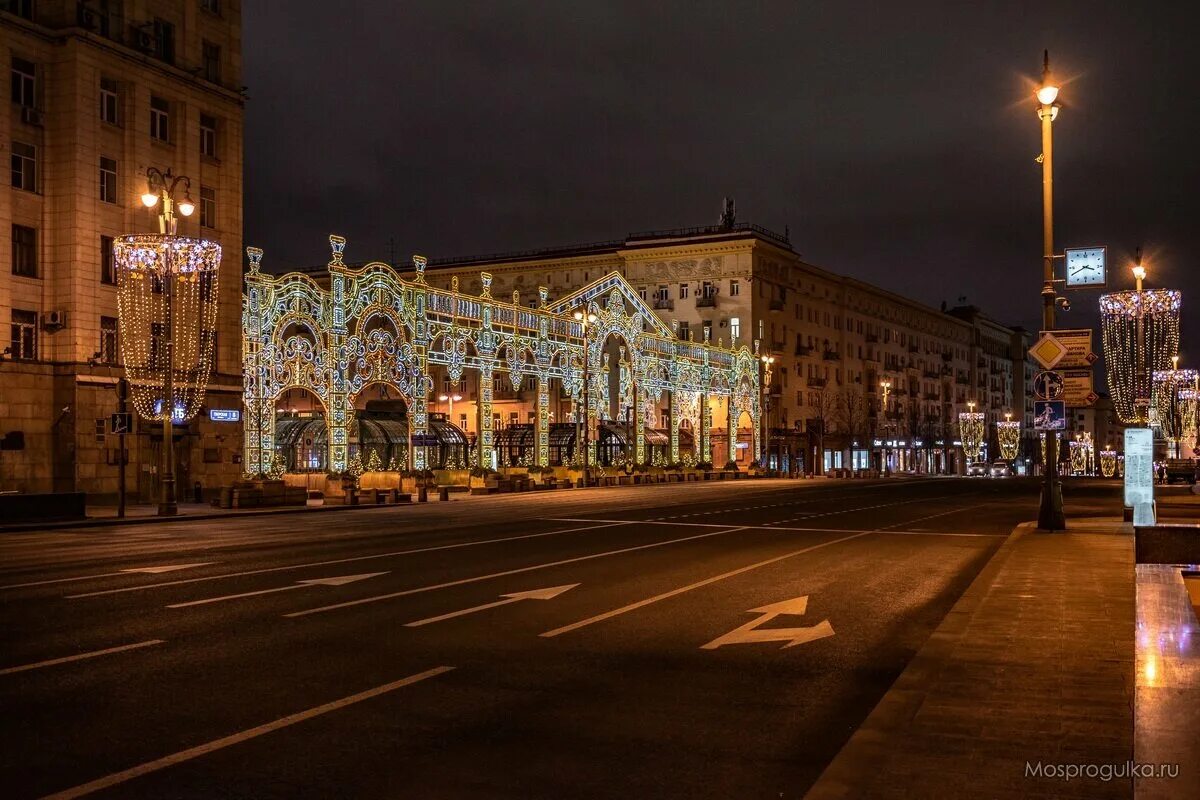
[39,666,454,800]
[404,597,519,627]
[285,527,747,618]
[165,583,303,609]
[0,640,164,677]
[539,517,1003,536]
[67,521,629,599]
[540,531,872,638]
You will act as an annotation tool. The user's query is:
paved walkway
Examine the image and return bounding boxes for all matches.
[806,522,1138,799]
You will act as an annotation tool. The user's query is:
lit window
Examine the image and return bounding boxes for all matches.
[729,280,740,296]
[679,284,689,300]
[730,317,741,341]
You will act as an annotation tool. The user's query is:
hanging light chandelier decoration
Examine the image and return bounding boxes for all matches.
[1068,440,1086,475]
[115,234,222,422]
[958,401,985,462]
[1099,448,1118,478]
[1039,431,1061,464]
[1099,257,1181,424]
[1179,387,1200,456]
[996,411,1021,461]
[1151,357,1197,454]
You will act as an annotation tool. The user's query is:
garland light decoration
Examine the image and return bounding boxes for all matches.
[996,411,1021,461]
[115,234,222,422]
[958,400,985,462]
[1179,387,1200,456]
[1151,356,1197,455]
[1069,440,1086,475]
[1099,448,1118,478]
[1100,256,1181,424]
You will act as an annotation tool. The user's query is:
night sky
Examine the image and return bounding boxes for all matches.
[244,2,1199,341]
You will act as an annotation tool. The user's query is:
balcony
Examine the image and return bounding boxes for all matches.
[770,340,785,352]
[822,350,840,361]
[769,384,783,397]
[923,369,939,379]
[769,297,784,312]
[653,298,674,311]
[808,377,827,388]
[795,344,813,356]
[942,351,953,362]
[866,334,879,343]
[908,344,919,353]
[924,392,938,401]
[696,295,718,308]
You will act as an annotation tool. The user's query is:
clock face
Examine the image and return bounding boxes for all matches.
[1064,247,1107,288]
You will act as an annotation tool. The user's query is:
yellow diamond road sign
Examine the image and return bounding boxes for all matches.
[1030,334,1068,370]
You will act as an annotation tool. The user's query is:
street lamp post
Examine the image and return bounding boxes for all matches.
[140,167,195,516]
[880,378,892,476]
[574,310,597,487]
[1036,52,1066,530]
[760,355,775,471]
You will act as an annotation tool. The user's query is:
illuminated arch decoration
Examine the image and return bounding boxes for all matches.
[1100,289,1181,424]
[116,234,222,423]
[243,237,759,474]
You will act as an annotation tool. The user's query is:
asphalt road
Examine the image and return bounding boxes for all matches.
[0,476,1114,799]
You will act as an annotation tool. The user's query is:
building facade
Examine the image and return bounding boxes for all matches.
[1,0,244,499]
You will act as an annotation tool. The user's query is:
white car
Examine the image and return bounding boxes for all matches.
[989,460,1015,478]
[966,462,988,477]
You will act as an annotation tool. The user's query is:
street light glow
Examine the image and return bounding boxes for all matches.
[1036,84,1059,106]
[141,191,160,208]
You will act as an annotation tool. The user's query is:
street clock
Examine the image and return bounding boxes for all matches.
[1064,247,1107,288]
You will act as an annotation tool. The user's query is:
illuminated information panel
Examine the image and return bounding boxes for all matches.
[1124,427,1155,525]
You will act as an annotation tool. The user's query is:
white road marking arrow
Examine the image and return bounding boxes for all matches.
[701,595,834,650]
[404,584,579,628]
[0,563,216,590]
[167,573,387,609]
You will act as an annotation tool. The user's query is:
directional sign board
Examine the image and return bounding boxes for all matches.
[1033,370,1064,401]
[1060,368,1098,406]
[1041,329,1097,368]
[110,412,133,435]
[1029,334,1068,370]
[1034,400,1066,431]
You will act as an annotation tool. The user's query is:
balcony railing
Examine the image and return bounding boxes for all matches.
[795,344,813,356]
[653,298,674,311]
[769,297,785,312]
[808,377,827,388]
[822,350,840,361]
[696,295,717,308]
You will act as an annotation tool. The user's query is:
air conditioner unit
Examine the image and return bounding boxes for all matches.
[20,106,43,127]
[132,25,155,52]
[42,310,68,329]
[77,4,98,29]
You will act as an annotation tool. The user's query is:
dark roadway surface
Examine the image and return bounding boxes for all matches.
[0,477,1124,799]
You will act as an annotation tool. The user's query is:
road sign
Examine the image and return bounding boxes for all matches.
[1033,370,1064,401]
[1034,400,1066,430]
[1029,334,1067,370]
[1060,368,1097,406]
[1041,328,1097,368]
[110,412,133,435]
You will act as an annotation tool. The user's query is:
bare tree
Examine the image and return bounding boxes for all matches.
[837,387,869,472]
[805,387,839,475]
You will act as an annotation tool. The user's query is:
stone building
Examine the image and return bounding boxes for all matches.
[404,208,1036,475]
[1,0,244,499]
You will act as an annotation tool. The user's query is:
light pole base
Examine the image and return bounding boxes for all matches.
[1037,482,1066,531]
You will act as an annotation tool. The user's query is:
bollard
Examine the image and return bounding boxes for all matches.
[418,485,428,503]
[438,486,450,502]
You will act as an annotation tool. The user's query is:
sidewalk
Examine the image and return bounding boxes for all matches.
[805,521,1137,799]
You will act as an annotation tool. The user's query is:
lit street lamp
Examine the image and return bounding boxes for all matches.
[439,392,462,420]
[141,167,196,516]
[760,354,775,471]
[1035,51,1066,530]
[574,310,598,487]
[879,378,892,476]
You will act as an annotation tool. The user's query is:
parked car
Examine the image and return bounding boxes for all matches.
[989,460,1015,478]
[966,462,988,477]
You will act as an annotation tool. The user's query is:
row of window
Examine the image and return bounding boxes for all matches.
[12,58,224,155]
[637,280,739,303]
[10,226,200,286]
[8,310,118,363]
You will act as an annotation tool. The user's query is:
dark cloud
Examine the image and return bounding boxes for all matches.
[245,1,1200,343]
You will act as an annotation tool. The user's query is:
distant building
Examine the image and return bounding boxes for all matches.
[1,0,244,498]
